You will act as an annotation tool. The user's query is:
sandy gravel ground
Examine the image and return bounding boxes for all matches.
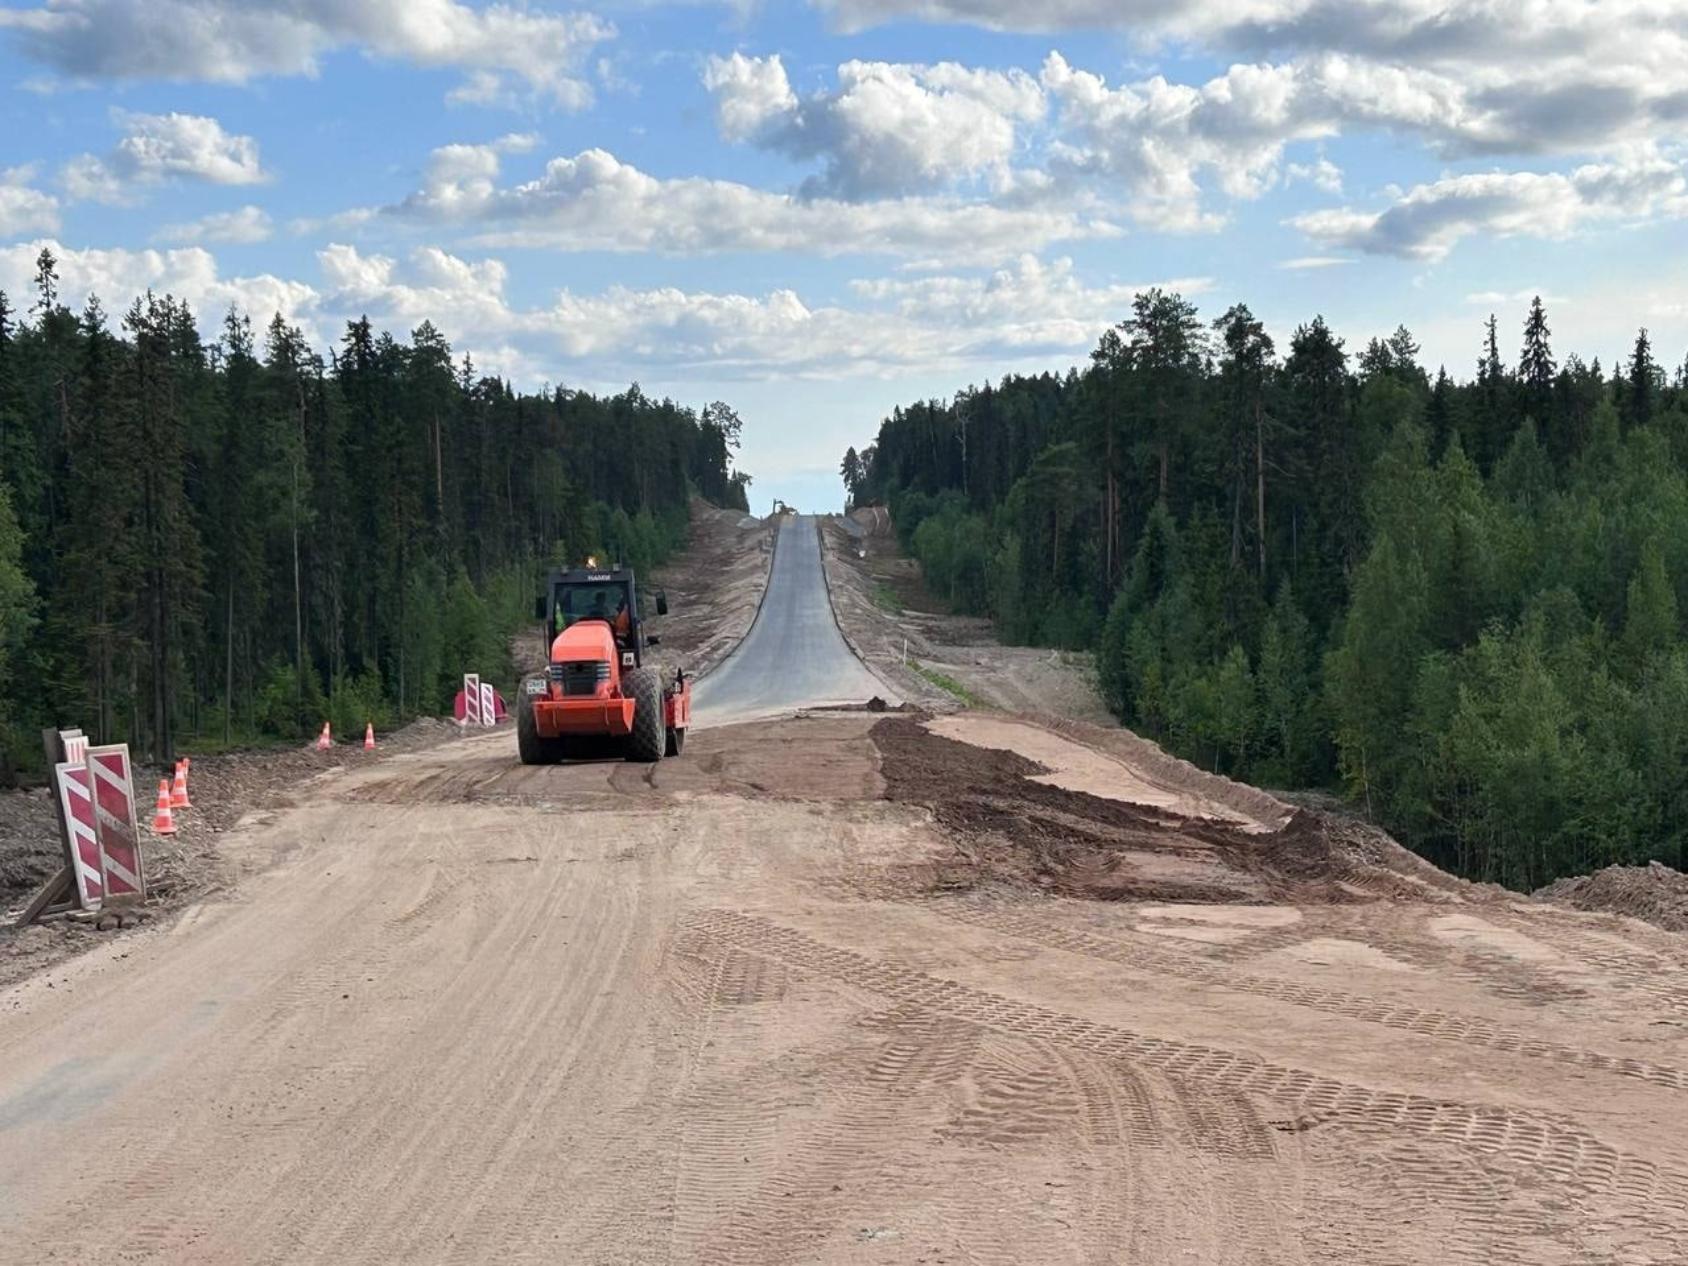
[0,718,472,987]
[3,715,1687,1264]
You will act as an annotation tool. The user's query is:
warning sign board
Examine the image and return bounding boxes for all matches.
[463,673,481,727]
[88,744,145,906]
[54,762,104,911]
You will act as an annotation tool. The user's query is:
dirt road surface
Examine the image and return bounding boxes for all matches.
[4,514,1688,1263]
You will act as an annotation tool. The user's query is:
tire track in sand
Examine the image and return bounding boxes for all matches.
[935,899,1688,1091]
[684,908,1688,1253]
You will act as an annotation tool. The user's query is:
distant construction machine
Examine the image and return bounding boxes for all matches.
[517,564,691,764]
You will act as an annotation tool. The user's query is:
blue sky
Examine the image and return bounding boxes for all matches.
[2,1,1686,511]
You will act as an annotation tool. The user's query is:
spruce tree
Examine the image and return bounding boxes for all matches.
[1627,327,1657,427]
[0,483,35,697]
[1213,303,1274,579]
[1519,296,1556,428]
[1474,313,1511,470]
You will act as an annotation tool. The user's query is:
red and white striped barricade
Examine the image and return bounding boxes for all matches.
[88,744,145,906]
[463,673,481,727]
[54,762,104,911]
[60,729,89,765]
[479,681,496,727]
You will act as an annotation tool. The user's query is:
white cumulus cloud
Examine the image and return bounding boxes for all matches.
[0,167,60,237]
[1290,159,1688,260]
[703,53,1046,198]
[317,243,1204,378]
[156,204,274,245]
[63,111,266,203]
[363,143,1120,266]
[819,2,1688,157]
[2,235,1193,384]
[0,237,320,340]
[701,51,798,142]
[0,0,615,109]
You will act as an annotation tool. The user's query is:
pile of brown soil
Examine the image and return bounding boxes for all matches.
[1534,861,1688,933]
[0,787,60,903]
[870,715,1475,907]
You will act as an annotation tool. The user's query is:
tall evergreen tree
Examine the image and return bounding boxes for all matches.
[1627,327,1657,428]
[1282,315,1354,608]
[1121,289,1204,503]
[1473,313,1511,470]
[1213,303,1274,579]
[1519,296,1556,427]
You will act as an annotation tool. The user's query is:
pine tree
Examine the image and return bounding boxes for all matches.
[123,293,205,762]
[1257,581,1317,782]
[1087,326,1129,583]
[1519,296,1556,427]
[1473,313,1511,470]
[0,482,35,697]
[1621,539,1677,674]
[1627,327,1657,427]
[1358,337,1394,383]
[1425,367,1453,458]
[1121,289,1204,503]
[1213,304,1274,580]
[0,290,39,549]
[1283,316,1355,609]
[1387,325,1425,389]
[839,446,864,507]
[1327,531,1430,815]
[30,248,57,316]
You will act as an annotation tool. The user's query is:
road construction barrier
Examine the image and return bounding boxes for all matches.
[54,762,105,910]
[89,744,145,906]
[152,780,176,836]
[316,722,332,751]
[60,729,88,765]
[454,675,506,725]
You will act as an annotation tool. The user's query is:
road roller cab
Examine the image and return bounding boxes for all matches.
[517,565,691,764]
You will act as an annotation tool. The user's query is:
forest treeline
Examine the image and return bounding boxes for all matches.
[844,293,1688,890]
[0,249,750,775]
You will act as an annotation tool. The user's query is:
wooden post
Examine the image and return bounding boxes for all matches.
[42,727,73,875]
[15,867,72,926]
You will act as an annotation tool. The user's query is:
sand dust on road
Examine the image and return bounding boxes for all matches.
[2,714,1687,1264]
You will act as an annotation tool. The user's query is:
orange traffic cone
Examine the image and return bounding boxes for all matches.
[363,721,376,751]
[316,722,332,751]
[151,779,176,836]
[170,759,191,809]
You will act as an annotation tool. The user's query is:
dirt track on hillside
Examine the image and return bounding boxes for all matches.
[4,714,1688,1263]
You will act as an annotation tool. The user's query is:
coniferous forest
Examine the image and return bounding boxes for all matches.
[845,292,1688,890]
[0,249,750,776]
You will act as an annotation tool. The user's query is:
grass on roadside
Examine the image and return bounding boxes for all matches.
[871,582,904,614]
[910,660,983,707]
